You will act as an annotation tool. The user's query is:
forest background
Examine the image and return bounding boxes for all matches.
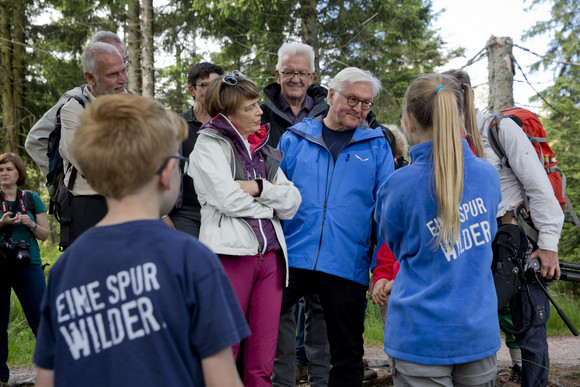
[0,0,579,361]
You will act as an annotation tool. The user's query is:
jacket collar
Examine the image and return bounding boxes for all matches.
[262,83,329,106]
[410,139,475,165]
[180,107,201,124]
[289,116,385,143]
[201,113,270,153]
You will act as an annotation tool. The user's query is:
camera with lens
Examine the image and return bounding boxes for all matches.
[522,243,540,281]
[0,237,31,266]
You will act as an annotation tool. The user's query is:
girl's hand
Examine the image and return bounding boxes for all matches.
[369,278,394,306]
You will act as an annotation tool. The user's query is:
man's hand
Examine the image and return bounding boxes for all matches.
[531,248,560,280]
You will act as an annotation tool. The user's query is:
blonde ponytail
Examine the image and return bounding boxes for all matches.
[402,74,464,248]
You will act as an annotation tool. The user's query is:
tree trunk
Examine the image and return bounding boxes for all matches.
[12,0,25,153]
[299,0,319,78]
[127,0,142,94]
[141,0,154,97]
[487,35,515,113]
[0,1,16,154]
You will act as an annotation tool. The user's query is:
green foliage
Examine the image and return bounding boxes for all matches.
[7,295,36,366]
[364,300,386,346]
[187,0,461,125]
[546,290,580,334]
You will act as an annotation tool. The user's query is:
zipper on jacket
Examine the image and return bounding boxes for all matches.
[316,150,321,200]
[251,167,268,256]
[313,154,333,271]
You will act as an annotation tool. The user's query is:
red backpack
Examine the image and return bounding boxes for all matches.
[488,107,579,227]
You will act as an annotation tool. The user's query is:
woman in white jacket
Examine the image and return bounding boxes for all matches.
[189,71,301,387]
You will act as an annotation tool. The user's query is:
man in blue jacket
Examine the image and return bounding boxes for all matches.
[277,67,394,387]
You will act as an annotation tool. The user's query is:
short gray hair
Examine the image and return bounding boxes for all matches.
[276,42,315,72]
[329,67,382,98]
[90,31,126,56]
[81,42,123,75]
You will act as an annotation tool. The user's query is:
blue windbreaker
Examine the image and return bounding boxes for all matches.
[278,117,394,285]
[375,140,502,365]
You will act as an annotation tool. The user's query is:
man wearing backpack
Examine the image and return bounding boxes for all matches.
[477,107,563,387]
[57,41,128,248]
[25,31,126,178]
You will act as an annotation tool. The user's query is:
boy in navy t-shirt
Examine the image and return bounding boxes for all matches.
[33,94,250,386]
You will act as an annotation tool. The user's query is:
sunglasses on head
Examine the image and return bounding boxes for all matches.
[222,70,245,86]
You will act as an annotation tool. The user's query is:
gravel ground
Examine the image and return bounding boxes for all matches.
[362,336,580,386]
[6,336,580,386]
[363,335,580,368]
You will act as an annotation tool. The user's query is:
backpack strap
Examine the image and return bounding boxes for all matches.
[488,115,510,168]
[489,114,530,211]
[62,92,88,193]
[23,190,36,216]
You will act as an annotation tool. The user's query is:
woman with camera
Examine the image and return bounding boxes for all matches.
[0,153,50,384]
[189,72,301,386]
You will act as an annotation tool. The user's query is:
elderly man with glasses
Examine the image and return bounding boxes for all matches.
[264,43,331,387]
[260,42,329,148]
[168,62,224,238]
[276,67,395,387]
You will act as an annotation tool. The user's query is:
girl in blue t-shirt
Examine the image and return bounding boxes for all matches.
[374,74,501,386]
[0,153,50,384]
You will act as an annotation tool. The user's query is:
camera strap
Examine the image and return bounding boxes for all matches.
[0,189,29,216]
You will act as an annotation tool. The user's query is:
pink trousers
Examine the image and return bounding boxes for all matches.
[219,251,284,387]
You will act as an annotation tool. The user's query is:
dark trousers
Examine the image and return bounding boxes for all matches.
[66,194,107,246]
[0,262,46,382]
[511,281,550,387]
[279,268,368,387]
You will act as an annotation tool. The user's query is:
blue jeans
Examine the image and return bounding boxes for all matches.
[511,281,550,387]
[0,261,46,382]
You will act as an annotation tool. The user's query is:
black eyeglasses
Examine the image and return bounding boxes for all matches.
[195,82,210,89]
[156,155,189,177]
[280,70,312,79]
[221,70,245,86]
[335,90,374,110]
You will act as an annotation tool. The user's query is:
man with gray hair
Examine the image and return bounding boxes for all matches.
[261,42,329,147]
[265,42,330,387]
[57,41,127,247]
[276,67,394,387]
[25,31,126,177]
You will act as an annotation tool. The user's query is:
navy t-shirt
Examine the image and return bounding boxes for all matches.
[34,220,250,386]
[322,122,355,163]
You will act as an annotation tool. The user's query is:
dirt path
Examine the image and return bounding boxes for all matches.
[362,335,580,386]
[6,336,580,386]
[364,335,580,368]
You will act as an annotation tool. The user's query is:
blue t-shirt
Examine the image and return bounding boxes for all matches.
[34,220,250,386]
[375,140,502,365]
[2,191,47,265]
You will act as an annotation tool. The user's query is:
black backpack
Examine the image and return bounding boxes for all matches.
[46,87,88,222]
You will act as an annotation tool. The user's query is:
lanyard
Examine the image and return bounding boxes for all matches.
[0,190,28,216]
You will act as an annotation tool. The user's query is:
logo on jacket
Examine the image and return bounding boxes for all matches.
[355,154,369,162]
